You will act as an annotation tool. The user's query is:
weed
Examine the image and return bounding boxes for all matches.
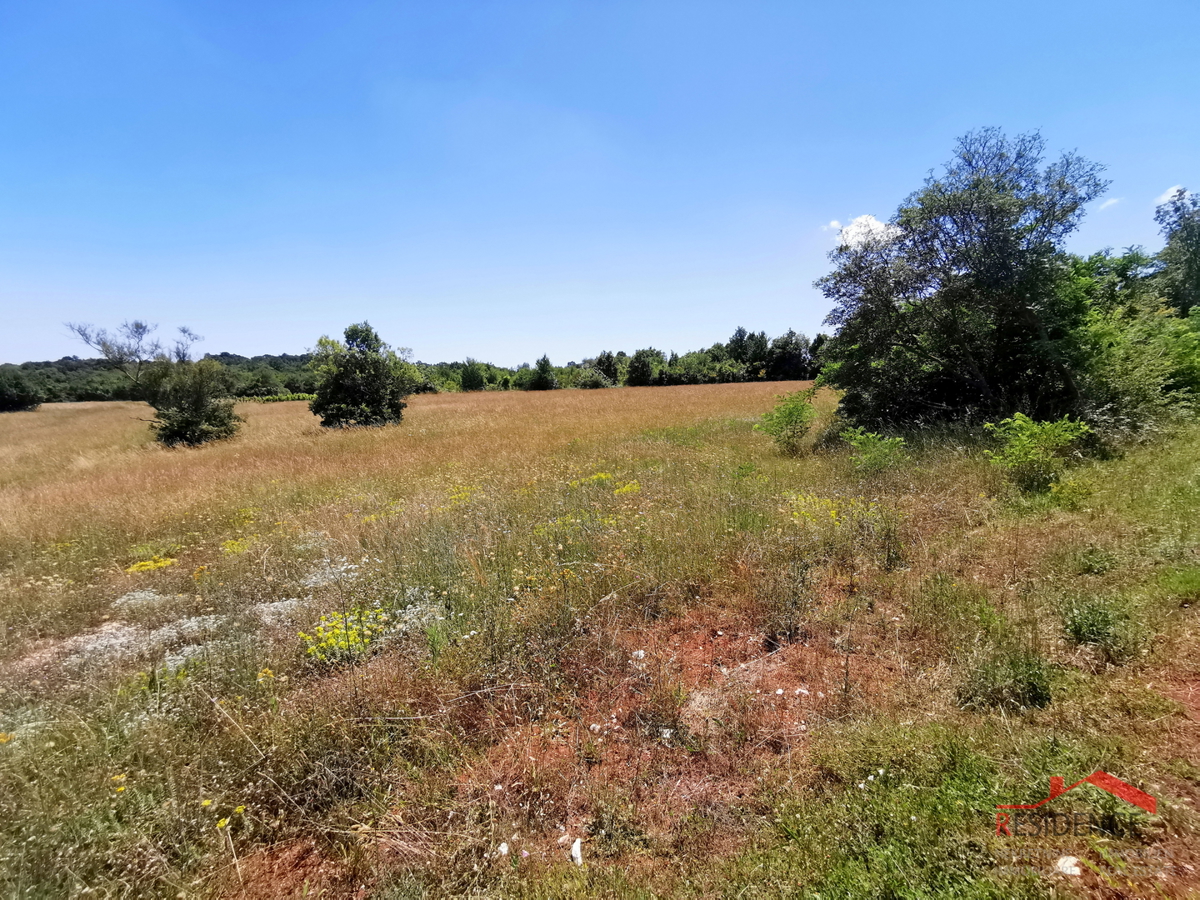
[958,648,1053,711]
[984,412,1091,492]
[840,426,910,474]
[755,387,818,455]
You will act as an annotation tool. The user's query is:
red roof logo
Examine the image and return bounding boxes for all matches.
[997,771,1156,815]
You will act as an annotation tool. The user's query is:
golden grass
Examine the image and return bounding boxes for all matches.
[0,383,805,551]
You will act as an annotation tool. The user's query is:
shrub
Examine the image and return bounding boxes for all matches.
[984,413,1091,492]
[309,322,417,427]
[957,649,1052,711]
[576,367,613,389]
[146,359,242,447]
[841,426,909,474]
[755,388,818,455]
[0,367,42,412]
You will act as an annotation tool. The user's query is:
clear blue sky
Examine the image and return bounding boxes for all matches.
[2,0,1197,366]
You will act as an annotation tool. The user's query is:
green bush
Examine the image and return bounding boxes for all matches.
[755,388,818,455]
[146,359,242,447]
[575,367,613,389]
[841,426,909,474]
[0,367,43,412]
[984,413,1091,492]
[310,322,417,427]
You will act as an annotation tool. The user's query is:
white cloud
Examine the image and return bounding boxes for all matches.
[838,214,901,248]
[1098,198,1121,211]
[821,219,841,232]
[1156,185,1184,204]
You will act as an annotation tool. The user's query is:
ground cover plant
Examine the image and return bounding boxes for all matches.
[1,383,1198,898]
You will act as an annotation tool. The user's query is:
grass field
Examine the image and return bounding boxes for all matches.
[1,385,1198,898]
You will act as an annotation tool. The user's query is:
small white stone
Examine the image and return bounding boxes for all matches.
[1055,856,1081,876]
[570,838,583,866]
[776,689,784,695]
[631,650,645,660]
[498,842,509,857]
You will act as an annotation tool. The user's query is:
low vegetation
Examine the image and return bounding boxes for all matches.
[1,384,1198,897]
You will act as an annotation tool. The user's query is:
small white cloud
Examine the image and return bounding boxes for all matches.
[821,219,841,232]
[1098,198,1121,211]
[1156,185,1184,204]
[839,214,901,249]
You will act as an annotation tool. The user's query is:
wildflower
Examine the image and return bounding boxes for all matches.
[115,785,126,793]
[0,733,14,744]
[234,805,246,814]
[201,799,213,807]
[111,773,127,783]
[216,818,229,829]
[257,668,274,683]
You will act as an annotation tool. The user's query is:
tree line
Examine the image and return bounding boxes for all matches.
[0,324,822,412]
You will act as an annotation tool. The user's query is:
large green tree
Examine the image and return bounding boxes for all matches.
[817,129,1108,426]
[1155,187,1200,315]
[309,322,419,427]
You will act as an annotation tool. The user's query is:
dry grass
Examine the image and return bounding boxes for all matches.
[1,385,1198,898]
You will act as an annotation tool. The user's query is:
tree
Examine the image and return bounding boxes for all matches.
[68,320,242,445]
[764,330,813,381]
[625,348,664,386]
[526,355,559,390]
[460,358,487,392]
[817,129,1108,426]
[594,351,619,384]
[150,359,242,446]
[309,322,418,427]
[1155,188,1200,315]
[0,366,43,411]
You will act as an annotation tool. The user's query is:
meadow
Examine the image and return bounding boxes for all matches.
[1,385,1198,898]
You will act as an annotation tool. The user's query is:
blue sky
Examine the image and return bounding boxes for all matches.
[2,0,1198,366]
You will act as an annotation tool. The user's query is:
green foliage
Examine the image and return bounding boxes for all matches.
[309,322,416,427]
[755,388,817,455]
[624,347,664,386]
[984,413,1091,492]
[243,392,316,403]
[0,366,43,412]
[840,426,909,474]
[146,358,242,447]
[298,606,391,665]
[459,358,486,392]
[957,648,1053,711]
[1155,187,1200,315]
[817,129,1108,426]
[593,350,619,383]
[1075,296,1200,433]
[575,367,613,389]
[526,355,559,391]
